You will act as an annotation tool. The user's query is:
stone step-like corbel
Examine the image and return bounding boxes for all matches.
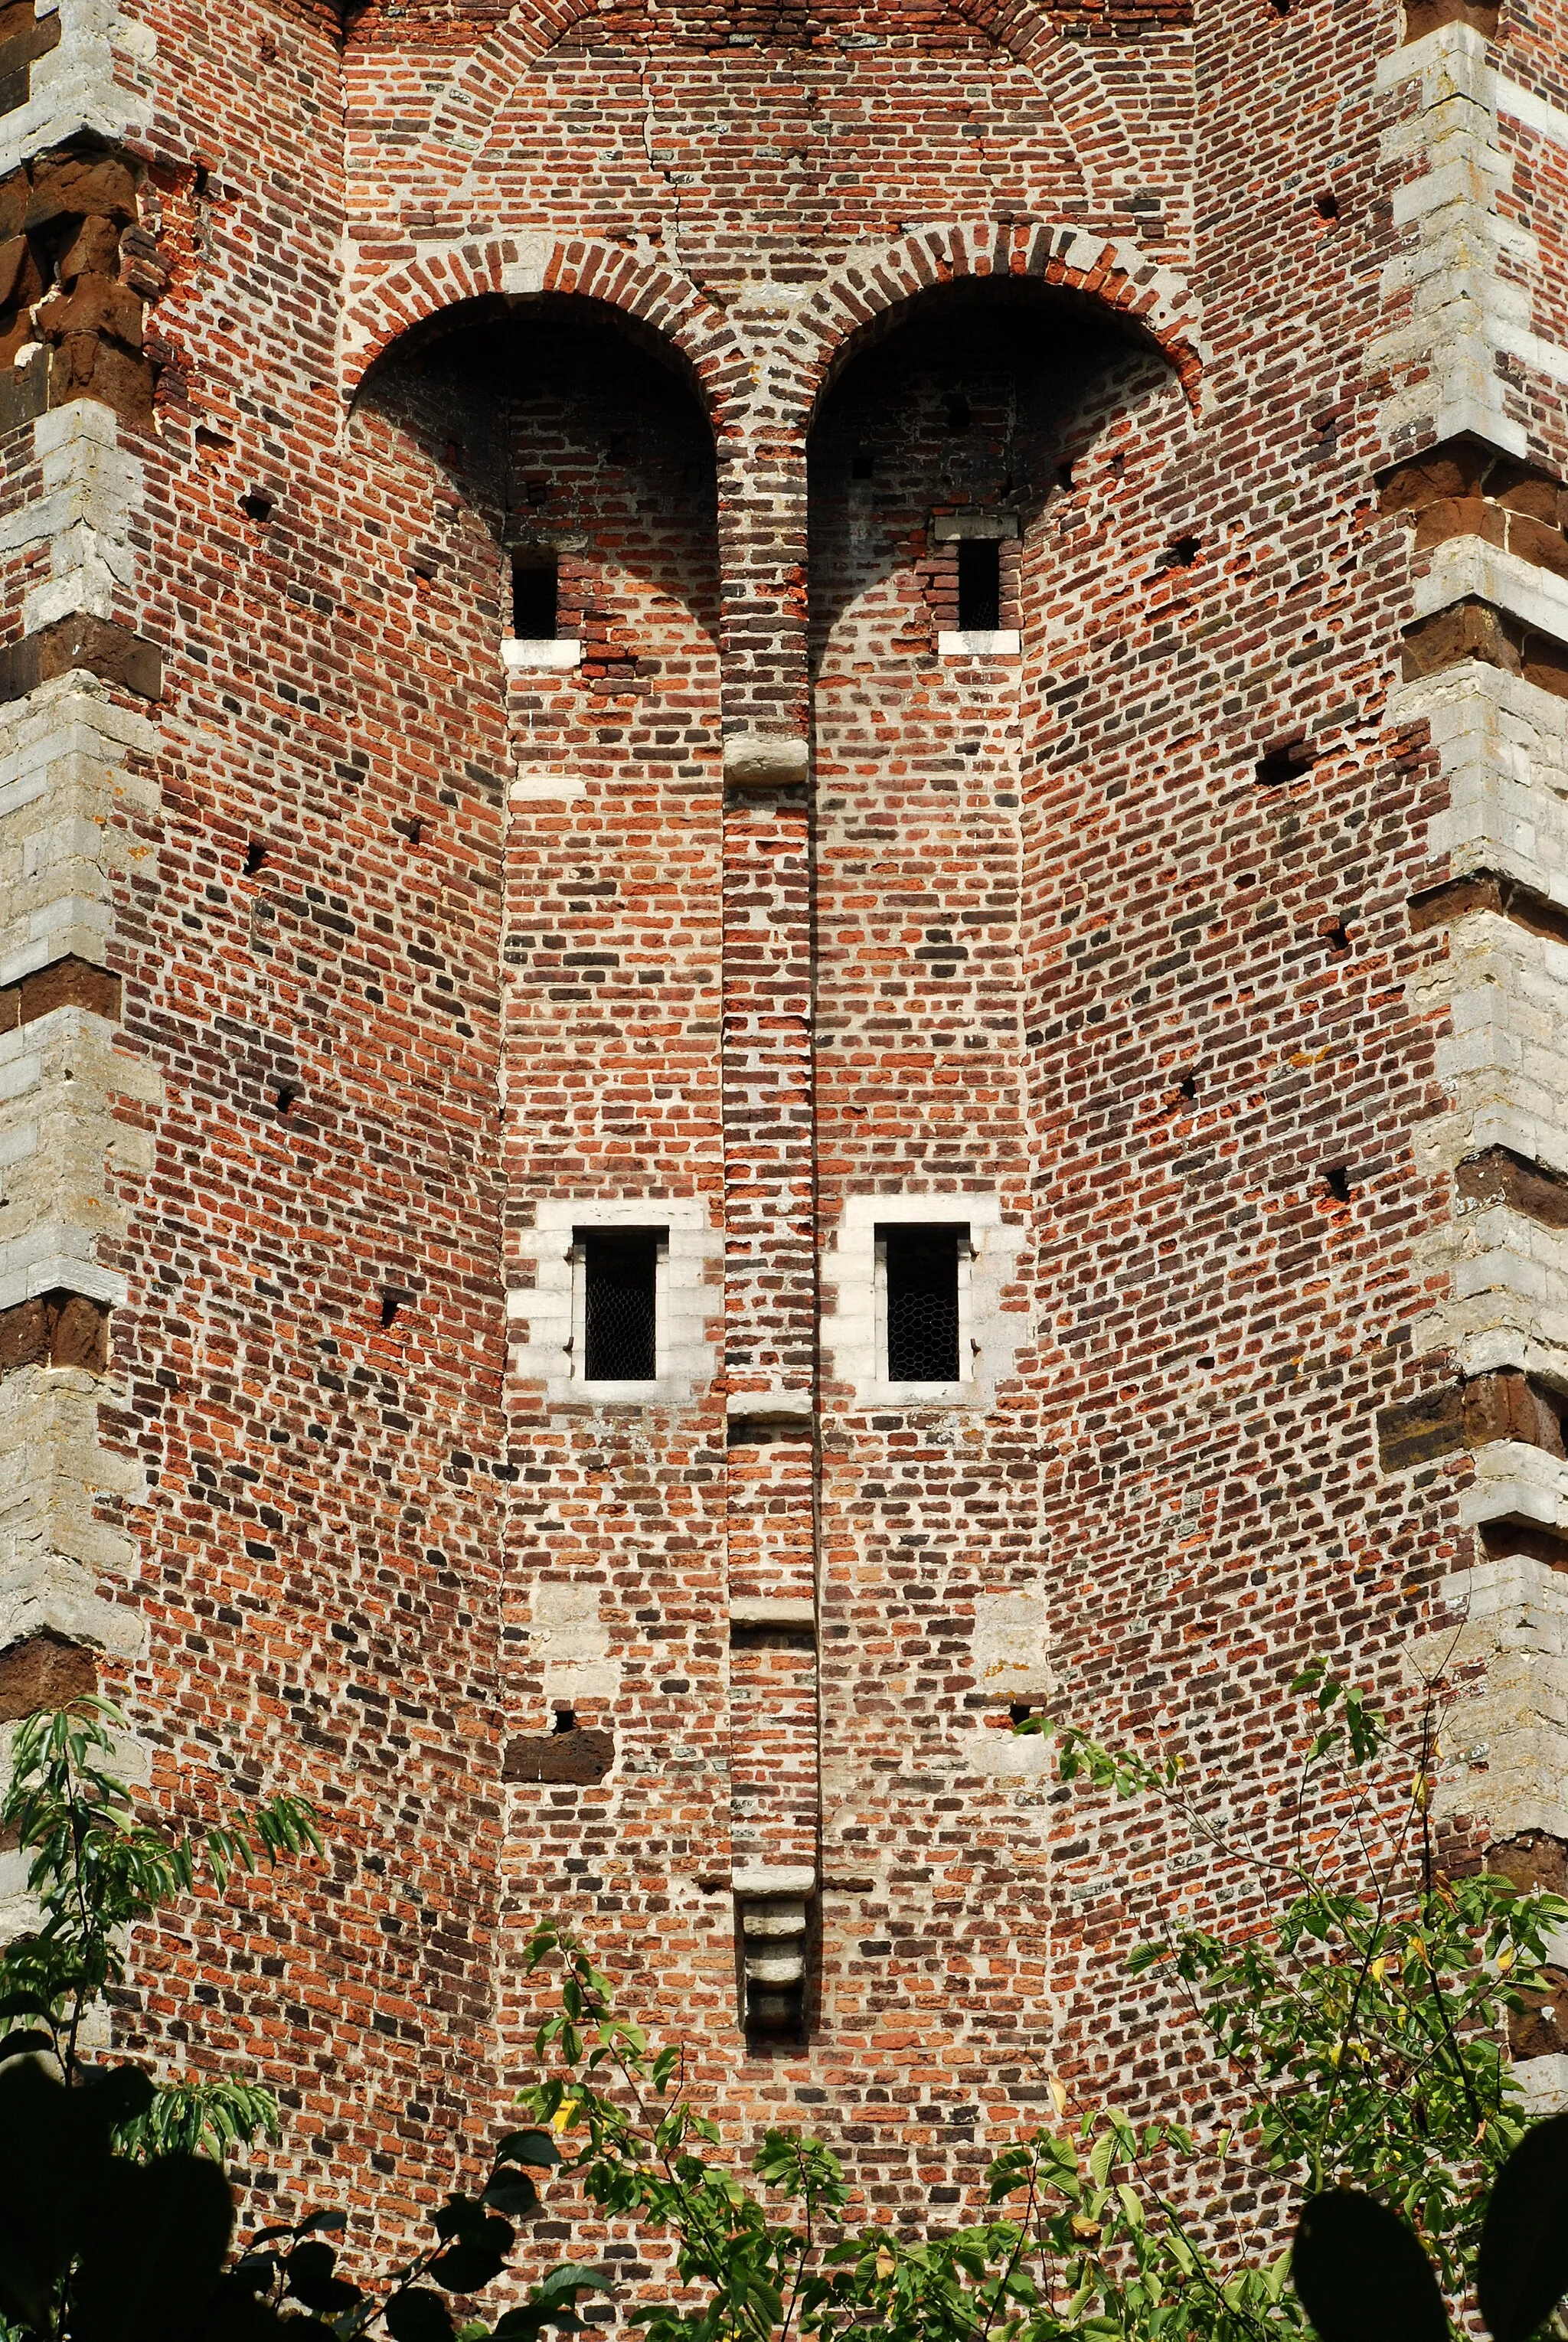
[733,1862,815,2036]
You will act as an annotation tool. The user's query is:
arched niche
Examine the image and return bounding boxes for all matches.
[805,275,1179,668]
[350,292,722,673]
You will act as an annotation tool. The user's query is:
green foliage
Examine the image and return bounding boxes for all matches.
[209,2144,606,2341]
[0,2053,234,2342]
[514,1663,1568,2342]
[1291,2190,1448,2342]
[7,1670,1568,2342]
[0,1697,321,2147]
[0,1700,600,2342]
[1290,2111,1568,2342]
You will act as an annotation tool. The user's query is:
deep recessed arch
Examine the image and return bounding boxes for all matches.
[340,240,753,449]
[783,220,1205,435]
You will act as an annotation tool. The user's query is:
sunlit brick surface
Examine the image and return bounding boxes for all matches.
[2,0,1567,2289]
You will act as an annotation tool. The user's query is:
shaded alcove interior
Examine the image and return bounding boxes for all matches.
[806,279,1174,660]
[352,293,722,650]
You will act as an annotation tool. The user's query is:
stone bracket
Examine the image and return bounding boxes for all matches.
[733,1863,814,2035]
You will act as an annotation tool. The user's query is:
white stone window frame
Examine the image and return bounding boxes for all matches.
[570,1223,667,1400]
[932,508,1021,661]
[822,1191,1024,1411]
[503,637,581,671]
[508,1197,719,1405]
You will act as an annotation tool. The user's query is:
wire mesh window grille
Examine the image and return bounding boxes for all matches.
[882,1225,963,1383]
[582,1230,659,1381]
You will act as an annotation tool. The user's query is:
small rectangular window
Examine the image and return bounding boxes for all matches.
[880,1225,965,1383]
[580,1228,659,1382]
[956,539,1001,632]
[511,554,558,641]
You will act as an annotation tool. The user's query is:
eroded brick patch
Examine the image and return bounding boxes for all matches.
[0,145,162,430]
[0,1631,98,1722]
[1382,439,1568,577]
[0,0,58,113]
[0,1290,111,1374]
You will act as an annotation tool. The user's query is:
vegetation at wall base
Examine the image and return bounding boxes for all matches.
[2,1672,1568,2341]
[0,1701,602,2342]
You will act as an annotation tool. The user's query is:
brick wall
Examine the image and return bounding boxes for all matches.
[1,0,1567,2296]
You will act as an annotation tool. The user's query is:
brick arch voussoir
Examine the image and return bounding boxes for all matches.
[958,2,1145,196]
[413,1,1142,229]
[340,238,753,439]
[780,220,1206,427]
[413,0,603,172]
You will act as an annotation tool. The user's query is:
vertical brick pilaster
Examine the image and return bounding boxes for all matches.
[718,440,810,747]
[719,439,821,2028]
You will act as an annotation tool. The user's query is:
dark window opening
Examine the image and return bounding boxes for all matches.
[551,1706,577,1734]
[956,539,1002,632]
[1324,1164,1351,1203]
[511,554,558,641]
[1315,189,1340,223]
[945,392,972,434]
[240,490,273,524]
[243,839,266,876]
[882,1224,964,1383]
[582,1228,660,1382]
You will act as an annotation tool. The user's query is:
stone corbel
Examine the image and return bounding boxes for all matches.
[733,1863,814,2033]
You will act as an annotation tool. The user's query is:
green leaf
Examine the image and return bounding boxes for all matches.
[73,2151,235,2342]
[532,2265,606,2304]
[0,1992,56,2024]
[0,2030,54,2062]
[1292,2190,1447,2342]
[286,2237,362,2316]
[83,2061,158,2131]
[483,2171,541,2220]
[431,2236,512,2294]
[1478,2111,1568,2342]
[496,2130,560,2169]
[436,2196,488,2243]
[386,2287,459,2341]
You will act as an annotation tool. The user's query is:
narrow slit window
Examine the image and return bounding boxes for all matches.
[511,553,559,641]
[956,539,1001,632]
[881,1225,964,1383]
[581,1228,659,1382]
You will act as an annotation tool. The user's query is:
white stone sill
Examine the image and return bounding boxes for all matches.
[937,629,1021,659]
[502,638,581,671]
[856,1382,978,1409]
